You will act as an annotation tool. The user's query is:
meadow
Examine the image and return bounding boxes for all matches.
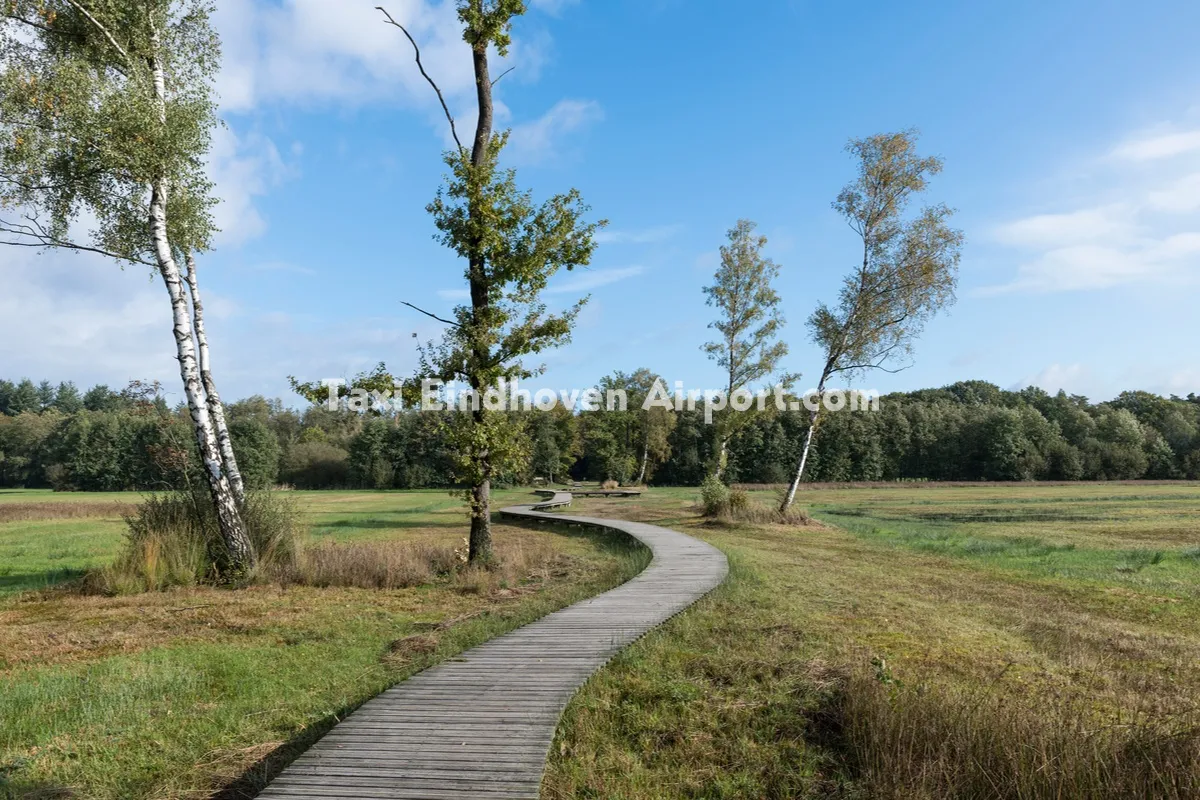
[4,483,1200,799]
[0,489,648,799]
[545,482,1200,799]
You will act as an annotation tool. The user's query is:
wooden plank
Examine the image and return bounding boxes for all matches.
[256,493,727,800]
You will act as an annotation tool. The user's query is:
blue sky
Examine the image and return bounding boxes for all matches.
[4,0,1200,406]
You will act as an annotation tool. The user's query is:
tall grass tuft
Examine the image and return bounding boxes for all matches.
[819,664,1200,799]
[700,478,811,525]
[91,490,299,594]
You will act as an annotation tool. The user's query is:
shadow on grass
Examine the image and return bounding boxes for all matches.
[0,568,88,595]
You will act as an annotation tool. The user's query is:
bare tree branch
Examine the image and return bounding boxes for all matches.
[491,66,515,87]
[376,6,465,153]
[0,214,153,266]
[401,300,463,329]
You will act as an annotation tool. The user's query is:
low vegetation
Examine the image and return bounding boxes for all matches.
[546,483,1200,799]
[0,489,648,798]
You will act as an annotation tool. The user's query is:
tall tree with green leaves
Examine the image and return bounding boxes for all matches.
[780,131,963,511]
[379,0,602,562]
[702,219,788,479]
[0,0,253,571]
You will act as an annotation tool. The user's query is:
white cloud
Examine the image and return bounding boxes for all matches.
[1147,172,1200,213]
[1111,128,1200,161]
[546,265,644,295]
[1020,363,1090,395]
[436,287,470,301]
[505,99,603,165]
[207,124,295,248]
[982,123,1200,295]
[992,205,1137,249]
[595,224,683,245]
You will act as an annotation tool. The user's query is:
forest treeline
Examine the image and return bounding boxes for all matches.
[2,376,1199,492]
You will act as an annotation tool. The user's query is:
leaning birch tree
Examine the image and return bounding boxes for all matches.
[779,131,963,512]
[379,0,602,562]
[702,219,788,480]
[0,0,254,571]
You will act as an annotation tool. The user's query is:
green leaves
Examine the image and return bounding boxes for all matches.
[0,0,220,261]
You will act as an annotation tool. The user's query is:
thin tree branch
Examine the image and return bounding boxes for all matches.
[376,6,465,154]
[491,66,515,87]
[64,0,132,67]
[401,301,463,329]
[0,214,153,266]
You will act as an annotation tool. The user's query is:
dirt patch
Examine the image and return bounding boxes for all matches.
[0,502,136,524]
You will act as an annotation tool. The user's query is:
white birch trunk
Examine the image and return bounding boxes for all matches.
[147,37,253,571]
[636,440,649,485]
[781,379,827,512]
[184,252,246,504]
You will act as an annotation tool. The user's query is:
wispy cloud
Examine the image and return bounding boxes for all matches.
[436,288,470,301]
[595,224,683,245]
[546,265,644,295]
[980,124,1200,295]
[506,99,604,165]
[1110,128,1200,161]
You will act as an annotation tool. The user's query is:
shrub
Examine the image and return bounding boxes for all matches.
[601,479,620,490]
[281,442,349,489]
[700,475,731,517]
[93,489,299,593]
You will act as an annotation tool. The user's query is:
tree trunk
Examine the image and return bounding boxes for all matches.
[464,33,495,564]
[150,182,254,573]
[713,436,729,481]
[184,252,245,504]
[636,440,649,485]
[781,405,821,512]
[468,471,492,563]
[147,40,253,574]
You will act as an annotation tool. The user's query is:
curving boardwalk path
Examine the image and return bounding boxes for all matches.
[256,491,728,799]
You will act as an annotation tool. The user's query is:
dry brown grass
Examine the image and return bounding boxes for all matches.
[0,501,135,523]
[601,479,620,490]
[277,536,568,593]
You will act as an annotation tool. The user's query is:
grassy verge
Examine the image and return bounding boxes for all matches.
[544,483,1200,799]
[0,489,648,799]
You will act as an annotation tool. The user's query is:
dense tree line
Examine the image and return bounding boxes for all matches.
[3,376,1199,491]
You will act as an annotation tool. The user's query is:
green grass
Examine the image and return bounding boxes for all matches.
[0,488,649,799]
[545,482,1200,799]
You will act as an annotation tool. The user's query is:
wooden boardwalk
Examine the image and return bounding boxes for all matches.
[256,492,728,799]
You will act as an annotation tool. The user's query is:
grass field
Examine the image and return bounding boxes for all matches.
[545,483,1200,799]
[0,489,648,799]
[5,483,1199,799]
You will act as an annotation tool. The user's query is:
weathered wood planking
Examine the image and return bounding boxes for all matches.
[256,491,727,799]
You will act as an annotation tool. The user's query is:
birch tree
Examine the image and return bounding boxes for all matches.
[380,0,602,562]
[0,0,254,571]
[780,131,963,512]
[702,219,788,479]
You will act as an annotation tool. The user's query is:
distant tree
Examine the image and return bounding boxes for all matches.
[6,380,39,415]
[379,0,603,562]
[52,382,84,414]
[781,131,963,511]
[0,0,252,572]
[83,385,123,413]
[229,418,281,490]
[35,380,56,411]
[702,219,788,479]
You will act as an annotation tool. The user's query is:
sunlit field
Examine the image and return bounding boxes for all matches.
[0,488,646,799]
[546,482,1200,799]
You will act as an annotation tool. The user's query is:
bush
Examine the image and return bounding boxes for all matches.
[281,442,349,489]
[93,489,299,593]
[601,479,620,490]
[700,476,731,517]
[701,478,812,525]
